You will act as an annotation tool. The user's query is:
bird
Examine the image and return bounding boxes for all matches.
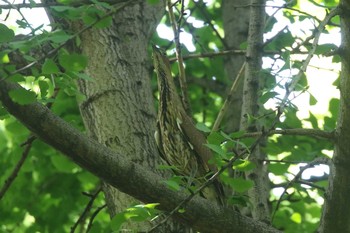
[152,46,224,205]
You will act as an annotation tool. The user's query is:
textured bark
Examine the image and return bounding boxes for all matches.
[318,2,350,232]
[0,79,283,233]
[71,1,190,232]
[222,0,250,132]
[240,0,270,222]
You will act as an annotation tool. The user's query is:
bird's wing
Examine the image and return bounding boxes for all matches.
[178,111,217,174]
[154,120,167,162]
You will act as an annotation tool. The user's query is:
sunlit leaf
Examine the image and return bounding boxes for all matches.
[291,212,302,224]
[233,160,256,172]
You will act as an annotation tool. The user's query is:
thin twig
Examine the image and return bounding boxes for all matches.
[195,0,227,48]
[167,0,191,114]
[168,49,308,62]
[237,128,335,141]
[296,180,326,191]
[212,62,246,132]
[149,122,274,232]
[86,204,107,233]
[280,7,341,111]
[2,0,37,34]
[271,157,330,222]
[263,26,289,47]
[0,0,123,9]
[71,186,102,233]
[0,136,35,200]
[0,2,68,9]
[266,159,313,164]
[0,87,60,200]
[148,148,243,232]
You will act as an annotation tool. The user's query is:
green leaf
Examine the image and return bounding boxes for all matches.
[205,143,226,157]
[143,203,160,209]
[229,131,245,139]
[0,24,15,43]
[178,208,186,213]
[38,80,49,97]
[164,176,182,191]
[0,51,10,63]
[8,74,25,82]
[9,89,36,105]
[232,160,256,172]
[51,6,74,12]
[76,172,98,187]
[49,31,73,43]
[90,0,112,9]
[51,155,77,173]
[294,72,308,91]
[269,163,289,176]
[58,53,87,72]
[260,91,278,104]
[147,0,160,4]
[196,122,211,133]
[229,178,254,193]
[280,51,291,71]
[332,54,341,63]
[110,213,127,231]
[110,203,159,230]
[308,111,319,129]
[291,212,302,224]
[42,59,60,74]
[16,19,28,29]
[309,93,317,106]
[124,206,151,222]
[314,43,337,55]
[94,16,113,29]
[207,131,225,145]
[0,106,9,119]
[75,72,94,81]
[23,54,36,62]
[227,195,249,206]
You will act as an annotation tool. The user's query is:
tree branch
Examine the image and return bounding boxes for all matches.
[0,136,35,200]
[238,128,335,141]
[0,80,281,233]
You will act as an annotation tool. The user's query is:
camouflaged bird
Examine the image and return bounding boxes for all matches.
[152,46,224,205]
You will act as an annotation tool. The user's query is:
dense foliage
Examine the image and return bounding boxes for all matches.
[0,0,341,232]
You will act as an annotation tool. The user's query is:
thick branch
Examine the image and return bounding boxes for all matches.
[0,81,281,233]
[319,3,350,233]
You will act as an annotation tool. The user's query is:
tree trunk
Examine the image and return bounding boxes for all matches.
[240,0,270,222]
[318,2,350,232]
[222,0,250,132]
[73,1,190,231]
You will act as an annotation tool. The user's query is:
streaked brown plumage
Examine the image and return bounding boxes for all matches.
[152,46,224,205]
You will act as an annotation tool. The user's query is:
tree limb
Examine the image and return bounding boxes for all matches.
[0,80,281,233]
